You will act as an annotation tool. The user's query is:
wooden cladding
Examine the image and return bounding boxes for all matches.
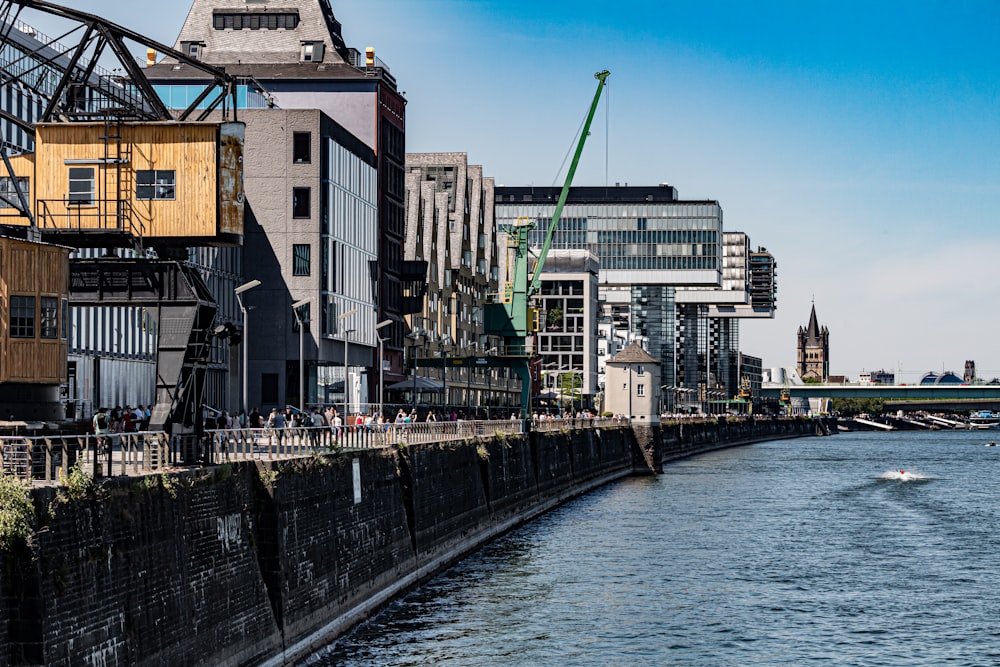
[0,238,69,384]
[0,121,244,245]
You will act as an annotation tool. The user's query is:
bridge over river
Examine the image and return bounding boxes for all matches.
[761,384,1000,412]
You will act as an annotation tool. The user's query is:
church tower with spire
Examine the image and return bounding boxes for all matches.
[797,303,829,381]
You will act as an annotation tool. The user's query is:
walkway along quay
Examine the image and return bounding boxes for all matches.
[0,417,833,666]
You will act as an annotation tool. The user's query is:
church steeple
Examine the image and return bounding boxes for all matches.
[805,303,821,342]
[797,302,829,381]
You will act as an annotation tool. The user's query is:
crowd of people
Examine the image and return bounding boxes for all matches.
[91,405,151,435]
[202,406,519,434]
[92,404,618,437]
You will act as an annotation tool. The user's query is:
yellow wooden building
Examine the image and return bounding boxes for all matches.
[0,120,244,247]
[0,237,69,384]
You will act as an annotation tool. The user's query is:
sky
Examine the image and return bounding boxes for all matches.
[16,1,1000,382]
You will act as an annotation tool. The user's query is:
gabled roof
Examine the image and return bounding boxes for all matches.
[608,343,660,365]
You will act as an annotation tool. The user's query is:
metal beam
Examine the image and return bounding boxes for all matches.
[69,258,218,442]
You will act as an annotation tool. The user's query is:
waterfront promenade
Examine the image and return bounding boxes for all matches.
[0,416,831,667]
[0,417,622,484]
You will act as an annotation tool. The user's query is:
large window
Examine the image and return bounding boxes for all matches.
[136,170,176,200]
[10,295,35,338]
[213,12,299,30]
[292,187,310,218]
[292,244,311,276]
[68,167,94,205]
[40,296,58,339]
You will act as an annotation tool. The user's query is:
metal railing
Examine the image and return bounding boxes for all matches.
[36,198,145,238]
[532,416,627,432]
[0,431,171,483]
[0,417,632,483]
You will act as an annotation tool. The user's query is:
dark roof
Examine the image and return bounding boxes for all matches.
[146,61,372,82]
[608,343,660,365]
[495,184,717,205]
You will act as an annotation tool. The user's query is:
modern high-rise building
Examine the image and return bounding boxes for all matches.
[534,250,600,409]
[403,153,506,414]
[148,0,408,412]
[495,184,777,410]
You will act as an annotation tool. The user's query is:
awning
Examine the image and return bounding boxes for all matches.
[386,376,445,393]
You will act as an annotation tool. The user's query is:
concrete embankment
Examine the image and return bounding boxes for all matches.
[0,418,831,666]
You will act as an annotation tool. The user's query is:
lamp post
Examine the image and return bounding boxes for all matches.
[234,279,261,417]
[292,298,312,411]
[440,334,452,415]
[485,347,497,419]
[375,319,392,418]
[338,309,358,421]
[405,329,423,414]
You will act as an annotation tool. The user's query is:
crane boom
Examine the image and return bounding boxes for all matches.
[482,69,609,419]
[528,69,610,296]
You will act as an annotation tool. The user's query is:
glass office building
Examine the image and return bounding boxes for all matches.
[496,184,763,410]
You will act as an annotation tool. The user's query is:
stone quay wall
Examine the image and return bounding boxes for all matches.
[0,418,832,666]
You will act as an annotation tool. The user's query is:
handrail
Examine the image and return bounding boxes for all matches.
[0,417,642,483]
[36,197,133,232]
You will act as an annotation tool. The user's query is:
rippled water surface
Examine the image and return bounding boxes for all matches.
[306,430,1000,666]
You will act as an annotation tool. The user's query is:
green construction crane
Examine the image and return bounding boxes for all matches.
[484,69,610,418]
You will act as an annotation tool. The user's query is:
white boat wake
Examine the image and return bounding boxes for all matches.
[879,469,928,482]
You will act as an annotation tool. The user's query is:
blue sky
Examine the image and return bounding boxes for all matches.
[26,1,1000,381]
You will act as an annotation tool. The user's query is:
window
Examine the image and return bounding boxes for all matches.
[40,296,58,339]
[68,167,94,205]
[293,132,311,163]
[301,41,325,62]
[136,170,176,200]
[10,295,34,338]
[0,177,28,209]
[636,365,645,376]
[213,12,298,30]
[292,244,311,276]
[181,42,202,60]
[61,299,68,339]
[637,384,646,397]
[292,187,310,218]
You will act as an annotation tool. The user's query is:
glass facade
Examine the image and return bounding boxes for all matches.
[320,137,378,344]
[497,187,727,398]
[502,204,722,272]
[153,84,269,110]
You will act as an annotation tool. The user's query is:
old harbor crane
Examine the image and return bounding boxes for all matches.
[484,69,610,418]
[0,0,242,444]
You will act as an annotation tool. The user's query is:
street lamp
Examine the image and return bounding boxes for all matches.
[234,279,261,417]
[485,346,497,419]
[406,329,424,413]
[292,298,312,411]
[375,319,392,418]
[338,309,358,421]
[439,334,452,415]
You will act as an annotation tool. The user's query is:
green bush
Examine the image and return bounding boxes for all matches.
[0,474,34,549]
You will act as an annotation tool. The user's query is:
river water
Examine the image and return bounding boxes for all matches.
[305,430,1000,666]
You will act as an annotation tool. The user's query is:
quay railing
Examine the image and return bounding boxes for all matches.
[532,416,627,433]
[0,417,630,484]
